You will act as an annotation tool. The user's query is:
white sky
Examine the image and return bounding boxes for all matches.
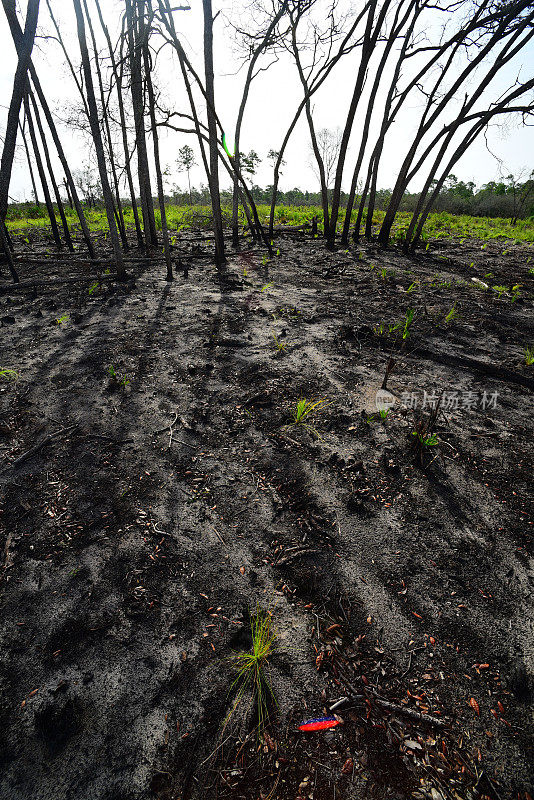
[1,0,533,201]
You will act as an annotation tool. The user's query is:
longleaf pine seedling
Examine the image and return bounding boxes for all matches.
[0,368,19,380]
[445,305,458,323]
[403,309,415,340]
[228,607,276,736]
[524,346,534,366]
[412,431,438,446]
[511,284,521,302]
[286,398,330,438]
[108,365,130,388]
[271,330,289,355]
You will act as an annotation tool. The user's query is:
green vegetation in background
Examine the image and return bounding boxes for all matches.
[6,203,534,243]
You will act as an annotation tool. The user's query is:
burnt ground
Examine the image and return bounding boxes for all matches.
[0,229,532,800]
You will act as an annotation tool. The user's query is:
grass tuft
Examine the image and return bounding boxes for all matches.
[228,607,276,736]
[0,368,19,381]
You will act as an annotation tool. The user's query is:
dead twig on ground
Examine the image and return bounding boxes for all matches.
[274,547,317,566]
[1,424,77,473]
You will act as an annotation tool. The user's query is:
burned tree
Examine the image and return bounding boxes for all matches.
[0,0,40,281]
[72,0,125,278]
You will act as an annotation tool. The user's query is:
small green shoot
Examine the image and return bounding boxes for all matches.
[444,305,458,323]
[108,365,130,388]
[412,431,438,447]
[0,368,19,381]
[403,309,415,340]
[260,282,273,293]
[286,397,330,438]
[406,282,418,294]
[55,314,69,325]
[88,281,100,295]
[524,346,534,366]
[271,330,288,355]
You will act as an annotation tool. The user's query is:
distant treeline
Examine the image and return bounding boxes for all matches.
[8,175,534,223]
[168,174,534,222]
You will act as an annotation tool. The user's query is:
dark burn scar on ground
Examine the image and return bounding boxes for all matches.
[0,232,532,799]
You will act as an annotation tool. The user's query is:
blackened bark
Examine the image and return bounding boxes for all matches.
[23,92,62,247]
[19,116,39,205]
[29,89,74,250]
[95,0,144,248]
[82,0,128,250]
[0,0,40,227]
[327,0,390,250]
[143,43,173,280]
[202,0,225,266]
[125,0,158,249]
[73,0,125,278]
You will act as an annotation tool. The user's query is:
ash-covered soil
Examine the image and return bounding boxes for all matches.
[0,230,532,800]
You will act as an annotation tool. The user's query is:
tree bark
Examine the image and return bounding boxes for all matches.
[327,0,391,250]
[82,0,128,250]
[0,0,40,225]
[202,0,225,266]
[19,116,39,205]
[95,0,144,248]
[23,92,62,247]
[28,89,74,250]
[143,42,172,280]
[125,0,158,249]
[72,0,125,278]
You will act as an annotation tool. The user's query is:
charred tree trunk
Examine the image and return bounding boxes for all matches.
[327,0,390,250]
[82,0,128,250]
[202,0,225,266]
[63,178,73,209]
[125,0,158,250]
[231,1,287,247]
[340,0,419,245]
[95,0,144,248]
[0,0,40,233]
[377,4,533,245]
[19,116,40,205]
[143,43,172,280]
[23,92,62,247]
[29,89,74,250]
[73,0,125,278]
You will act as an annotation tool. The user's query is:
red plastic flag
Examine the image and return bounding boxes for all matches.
[299,716,340,732]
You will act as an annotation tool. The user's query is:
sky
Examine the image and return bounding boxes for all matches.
[1,0,533,202]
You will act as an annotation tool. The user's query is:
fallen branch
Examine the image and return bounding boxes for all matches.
[1,424,77,473]
[274,547,317,566]
[336,666,449,728]
[330,692,448,728]
[372,696,448,728]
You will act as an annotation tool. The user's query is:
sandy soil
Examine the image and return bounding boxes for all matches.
[0,229,533,800]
